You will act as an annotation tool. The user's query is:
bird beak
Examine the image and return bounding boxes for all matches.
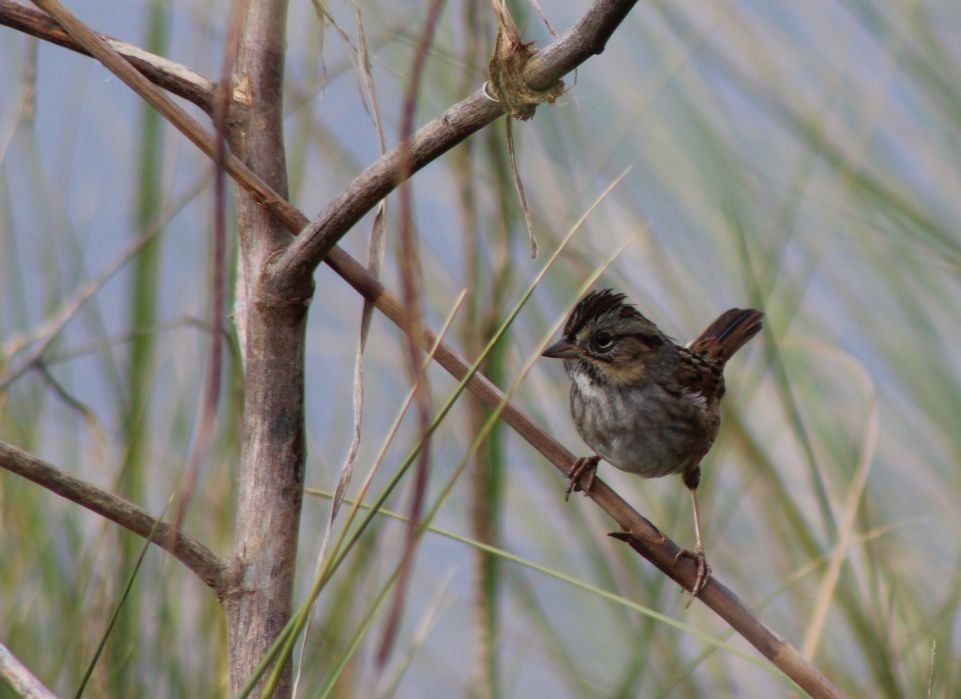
[542,339,580,359]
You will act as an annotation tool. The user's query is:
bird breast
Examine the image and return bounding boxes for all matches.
[568,371,717,479]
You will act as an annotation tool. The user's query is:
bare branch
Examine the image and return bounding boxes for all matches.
[0,440,226,592]
[0,0,214,112]
[0,642,57,699]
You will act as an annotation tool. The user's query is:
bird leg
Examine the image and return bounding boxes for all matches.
[565,455,600,501]
[673,487,712,607]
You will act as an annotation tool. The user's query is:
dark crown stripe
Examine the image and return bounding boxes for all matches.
[564,288,641,337]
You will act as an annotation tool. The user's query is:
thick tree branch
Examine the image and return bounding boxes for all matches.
[0,440,226,592]
[525,0,637,81]
[0,0,214,112]
[221,0,305,696]
[11,2,844,696]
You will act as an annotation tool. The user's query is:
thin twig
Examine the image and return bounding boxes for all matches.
[0,0,214,111]
[0,642,57,699]
[0,175,210,391]
[0,440,226,592]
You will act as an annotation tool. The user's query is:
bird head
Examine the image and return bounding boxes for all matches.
[542,289,668,384]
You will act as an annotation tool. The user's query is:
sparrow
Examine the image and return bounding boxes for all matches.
[543,289,763,600]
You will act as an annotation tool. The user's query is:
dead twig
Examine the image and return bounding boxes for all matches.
[0,440,226,592]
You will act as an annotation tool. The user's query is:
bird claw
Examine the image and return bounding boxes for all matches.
[674,547,711,607]
[565,456,600,501]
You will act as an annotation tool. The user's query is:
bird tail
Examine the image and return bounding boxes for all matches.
[689,308,763,364]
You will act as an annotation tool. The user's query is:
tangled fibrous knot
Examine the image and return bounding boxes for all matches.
[485,6,564,120]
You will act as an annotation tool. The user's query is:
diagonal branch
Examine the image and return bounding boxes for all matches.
[0,0,214,112]
[11,2,843,696]
[0,440,226,593]
[0,642,56,699]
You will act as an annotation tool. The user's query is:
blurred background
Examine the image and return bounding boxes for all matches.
[1,0,959,696]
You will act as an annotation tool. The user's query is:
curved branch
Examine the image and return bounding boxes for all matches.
[0,441,226,593]
[0,0,214,112]
[269,0,642,288]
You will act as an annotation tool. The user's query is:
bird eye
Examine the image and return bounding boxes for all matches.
[593,331,614,350]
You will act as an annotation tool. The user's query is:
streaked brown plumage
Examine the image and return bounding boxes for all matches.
[542,289,762,601]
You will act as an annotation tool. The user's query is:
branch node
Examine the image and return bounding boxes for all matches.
[607,528,667,548]
[486,2,564,120]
